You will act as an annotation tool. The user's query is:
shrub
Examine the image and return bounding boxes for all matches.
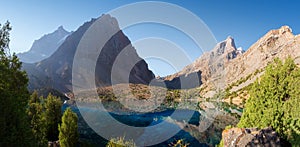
[106,137,136,147]
[238,57,300,145]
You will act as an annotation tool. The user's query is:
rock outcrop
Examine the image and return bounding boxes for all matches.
[18,26,71,63]
[23,14,155,92]
[222,127,291,147]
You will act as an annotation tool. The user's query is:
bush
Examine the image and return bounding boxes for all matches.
[238,57,300,145]
[106,137,136,147]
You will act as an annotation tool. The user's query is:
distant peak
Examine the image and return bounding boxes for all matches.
[100,14,120,29]
[226,36,234,41]
[58,25,64,30]
[57,25,68,32]
[221,36,236,50]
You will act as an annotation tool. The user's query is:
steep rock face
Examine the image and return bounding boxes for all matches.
[24,14,155,92]
[164,37,242,91]
[18,26,71,63]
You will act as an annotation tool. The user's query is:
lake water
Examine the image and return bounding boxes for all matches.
[62,101,241,146]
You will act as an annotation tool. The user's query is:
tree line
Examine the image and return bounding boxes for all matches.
[0,21,78,146]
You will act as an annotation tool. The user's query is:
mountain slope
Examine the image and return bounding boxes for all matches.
[222,26,300,105]
[225,26,300,86]
[18,26,71,63]
[23,14,155,93]
[164,26,300,104]
[164,37,242,91]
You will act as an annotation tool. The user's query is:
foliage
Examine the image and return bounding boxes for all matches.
[59,107,79,147]
[216,139,224,147]
[0,21,34,146]
[225,125,233,130]
[44,93,62,141]
[28,91,68,145]
[106,137,136,147]
[237,57,300,145]
[168,139,189,147]
[27,91,47,146]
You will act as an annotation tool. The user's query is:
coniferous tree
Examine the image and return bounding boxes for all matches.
[0,21,34,146]
[44,93,62,141]
[27,91,47,146]
[59,107,79,147]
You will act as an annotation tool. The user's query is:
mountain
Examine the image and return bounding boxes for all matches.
[23,14,155,93]
[18,26,71,63]
[222,26,300,105]
[164,26,300,104]
[164,36,243,90]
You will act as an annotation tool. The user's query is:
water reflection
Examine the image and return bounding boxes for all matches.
[63,100,241,146]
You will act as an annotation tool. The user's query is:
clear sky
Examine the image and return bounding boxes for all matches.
[1,0,300,76]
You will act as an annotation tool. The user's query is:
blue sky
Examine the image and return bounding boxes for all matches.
[1,0,300,76]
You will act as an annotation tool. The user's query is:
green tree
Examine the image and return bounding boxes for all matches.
[0,21,34,146]
[59,107,79,147]
[29,90,40,104]
[45,93,62,141]
[238,57,300,145]
[27,91,47,146]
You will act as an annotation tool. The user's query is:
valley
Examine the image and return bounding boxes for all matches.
[20,15,300,146]
[1,2,300,146]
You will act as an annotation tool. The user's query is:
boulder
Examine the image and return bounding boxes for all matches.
[222,127,291,147]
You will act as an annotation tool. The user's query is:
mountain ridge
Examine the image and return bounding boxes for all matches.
[164,25,300,104]
[22,16,300,105]
[23,14,155,93]
[18,26,71,63]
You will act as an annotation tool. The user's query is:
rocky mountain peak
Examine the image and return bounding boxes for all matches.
[225,36,235,47]
[56,25,68,33]
[57,25,64,30]
[18,25,71,63]
[211,36,239,60]
[100,14,119,28]
[163,36,241,89]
